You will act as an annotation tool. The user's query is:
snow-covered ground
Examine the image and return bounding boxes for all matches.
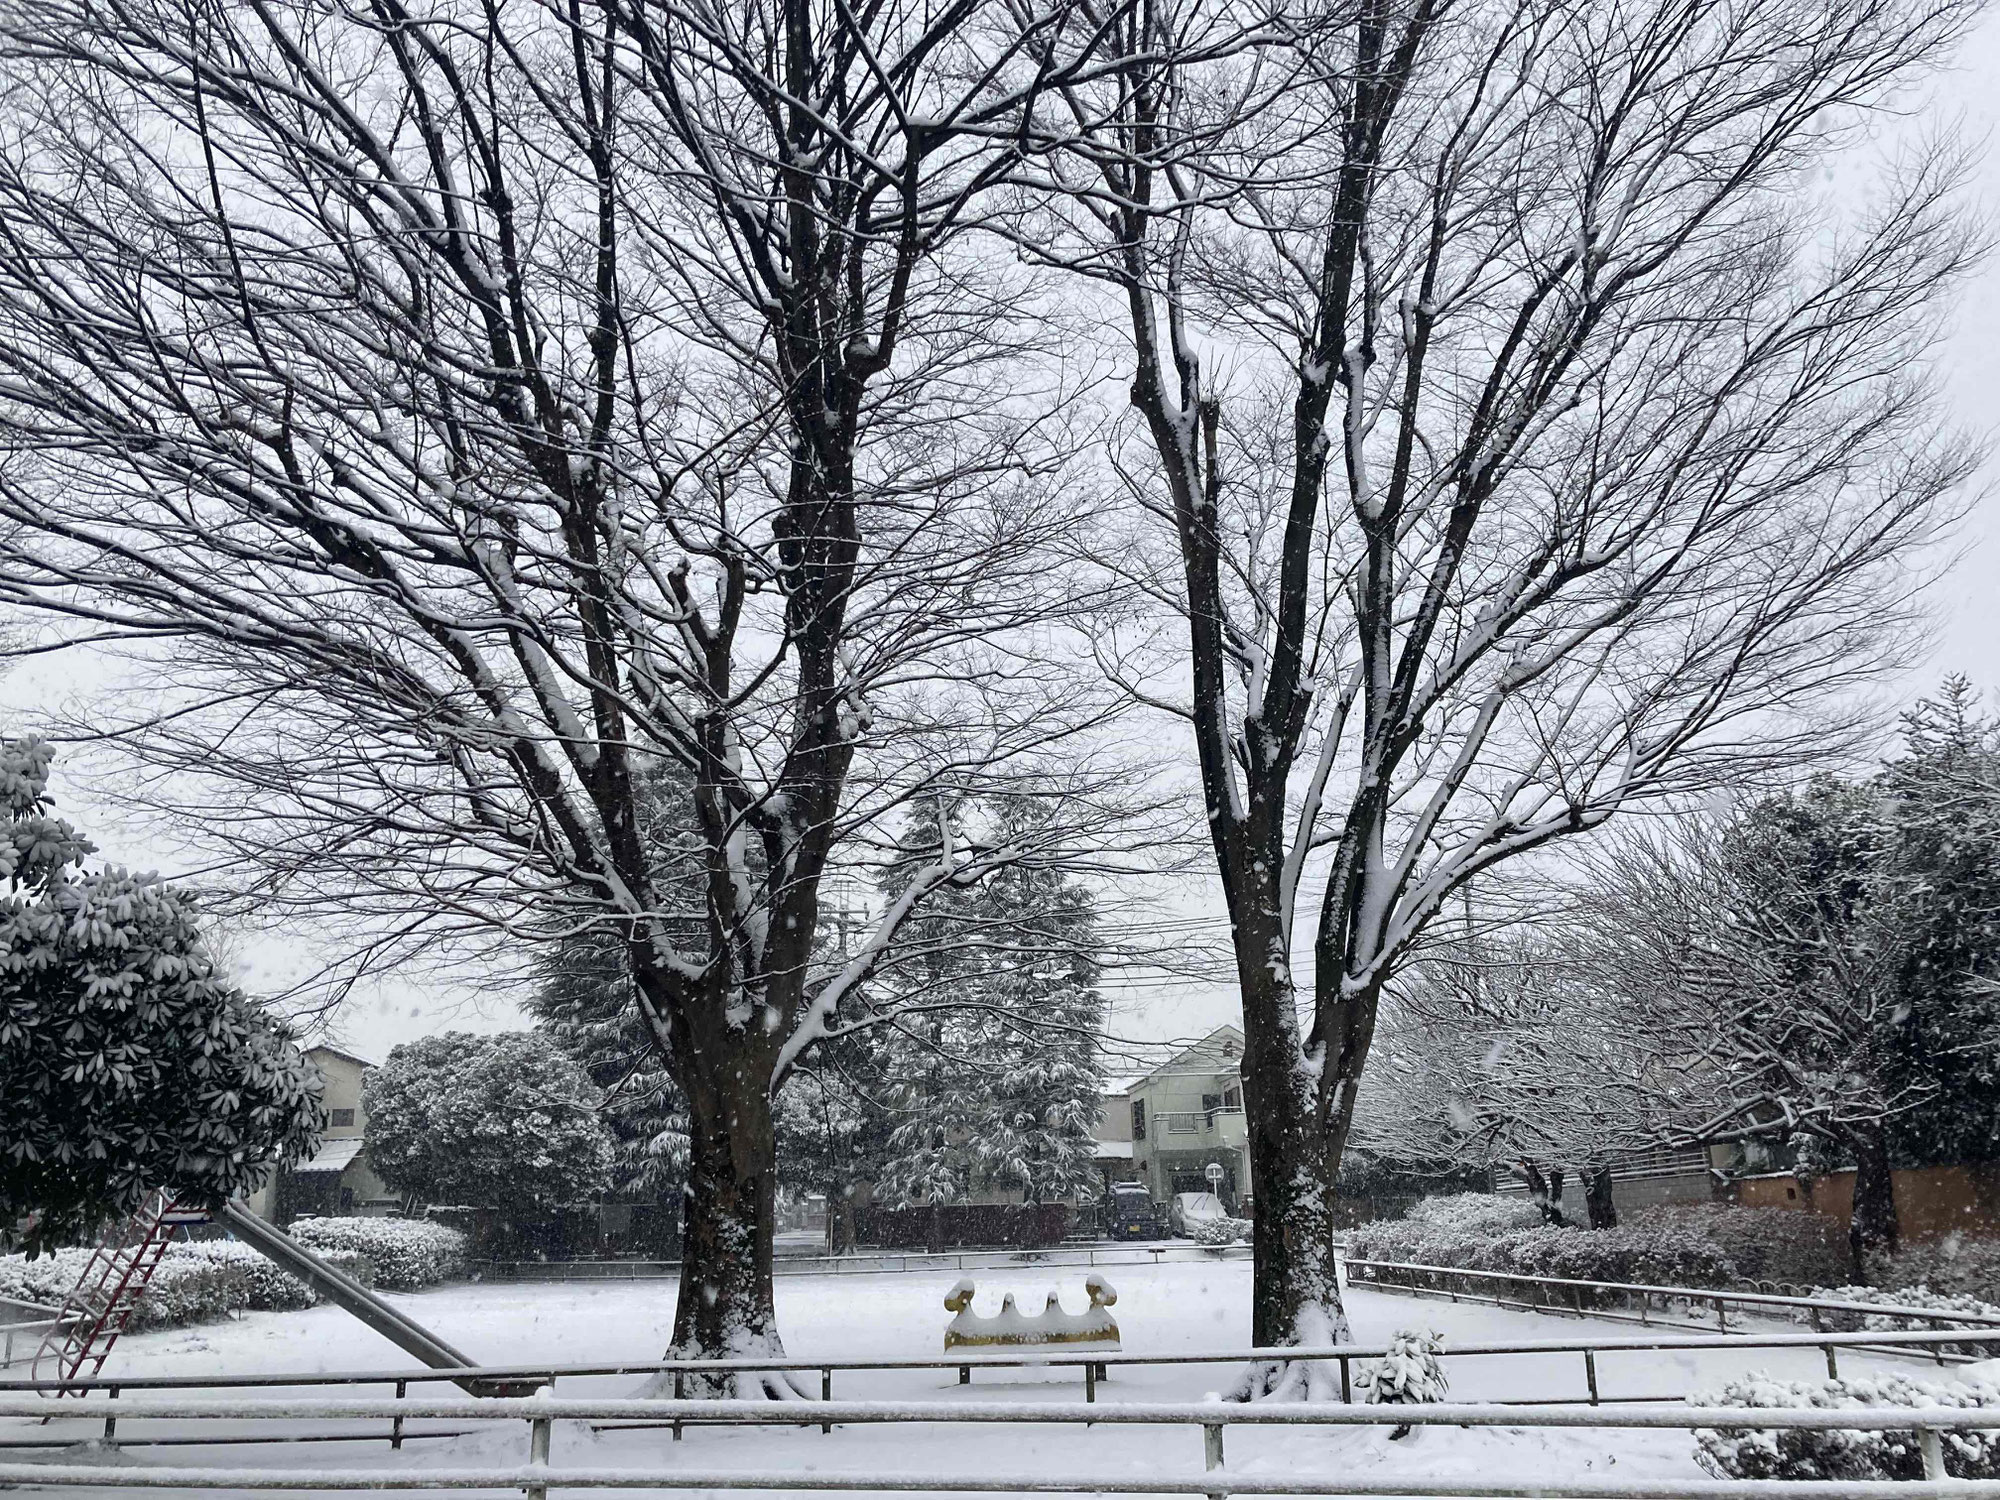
[0,1260,1961,1497]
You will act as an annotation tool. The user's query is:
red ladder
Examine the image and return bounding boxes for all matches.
[31,1191,181,1393]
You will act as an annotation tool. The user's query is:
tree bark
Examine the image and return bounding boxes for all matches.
[1521,1161,1569,1226]
[1233,949,1352,1400]
[660,1057,799,1396]
[1584,1165,1618,1230]
[1848,1128,1899,1283]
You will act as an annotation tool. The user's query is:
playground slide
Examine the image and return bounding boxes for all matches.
[215,1202,533,1395]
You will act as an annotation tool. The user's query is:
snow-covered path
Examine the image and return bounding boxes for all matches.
[0,1260,1957,1497]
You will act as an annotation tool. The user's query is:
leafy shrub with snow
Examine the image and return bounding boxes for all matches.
[1793,1284,2000,1356]
[1345,1205,1736,1294]
[1192,1216,1253,1247]
[1628,1204,1847,1289]
[1880,1236,2000,1304]
[0,1241,372,1332]
[1692,1373,2000,1480]
[1402,1193,1545,1236]
[290,1216,467,1290]
[1360,1328,1449,1405]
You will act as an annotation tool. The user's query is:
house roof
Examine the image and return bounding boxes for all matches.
[292,1137,367,1175]
[1135,1026,1244,1086]
[307,1043,378,1070]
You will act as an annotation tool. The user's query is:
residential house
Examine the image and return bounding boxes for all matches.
[1126,1027,1251,1211]
[1091,1083,1139,1198]
[244,1044,398,1224]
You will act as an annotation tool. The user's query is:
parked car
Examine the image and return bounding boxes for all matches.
[1103,1183,1159,1240]
[1169,1191,1228,1237]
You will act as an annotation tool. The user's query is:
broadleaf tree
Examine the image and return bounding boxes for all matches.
[0,740,323,1255]
[0,0,1138,1386]
[362,1031,617,1215]
[1026,0,1982,1393]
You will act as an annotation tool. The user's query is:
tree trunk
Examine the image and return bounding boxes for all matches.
[1584,1165,1618,1230]
[1521,1161,1569,1226]
[1848,1128,1899,1283]
[659,1064,800,1397]
[1231,956,1351,1401]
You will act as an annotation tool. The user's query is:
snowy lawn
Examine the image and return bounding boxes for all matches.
[0,1260,1961,1497]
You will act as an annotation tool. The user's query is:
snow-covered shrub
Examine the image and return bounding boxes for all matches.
[1881,1237,2000,1304]
[290,1217,467,1290]
[1192,1217,1236,1247]
[1344,1207,1736,1296]
[1795,1283,2000,1356]
[1692,1373,2000,1480]
[0,1241,373,1332]
[1402,1193,1544,1236]
[1628,1204,1847,1289]
[1360,1328,1449,1404]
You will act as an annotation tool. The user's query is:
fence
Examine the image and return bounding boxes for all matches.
[1343,1257,2000,1337]
[0,1295,68,1370]
[480,1243,1252,1282]
[7,1390,2000,1497]
[5,1323,1999,1450]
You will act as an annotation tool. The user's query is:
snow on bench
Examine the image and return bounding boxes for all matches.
[944,1272,1120,1353]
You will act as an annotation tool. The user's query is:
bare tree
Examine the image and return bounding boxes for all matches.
[1023,0,1981,1394]
[0,0,1138,1387]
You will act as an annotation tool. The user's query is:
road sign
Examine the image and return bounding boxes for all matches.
[1205,1162,1225,1186]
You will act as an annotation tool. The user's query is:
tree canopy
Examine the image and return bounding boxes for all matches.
[0,740,322,1255]
[363,1032,616,1214]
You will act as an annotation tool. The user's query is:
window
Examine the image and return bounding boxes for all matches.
[329,1108,355,1128]
[1223,1085,1242,1110]
[1130,1099,1146,1141]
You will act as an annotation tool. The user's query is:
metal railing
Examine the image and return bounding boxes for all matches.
[1344,1257,2000,1337]
[0,1296,70,1370]
[480,1242,1251,1281]
[6,1391,2000,1497]
[5,1323,1997,1450]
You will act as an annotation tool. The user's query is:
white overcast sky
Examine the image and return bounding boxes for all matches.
[6,12,2000,1065]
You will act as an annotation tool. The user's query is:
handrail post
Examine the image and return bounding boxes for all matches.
[822,1368,833,1434]
[102,1384,118,1445]
[391,1379,406,1450]
[1714,1296,1727,1333]
[1583,1348,1599,1406]
[1922,1426,1946,1481]
[1824,1343,1839,1379]
[1085,1362,1096,1403]
[1203,1420,1226,1497]
[1338,1355,1351,1403]
[673,1369,684,1442]
[960,1364,970,1385]
[523,1413,551,1500]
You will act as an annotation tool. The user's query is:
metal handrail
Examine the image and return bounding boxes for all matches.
[1343,1257,2000,1328]
[1,1323,1994,1395]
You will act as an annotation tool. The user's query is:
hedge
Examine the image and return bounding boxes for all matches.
[857,1203,1070,1250]
[1693,1374,2000,1480]
[289,1217,469,1290]
[0,1241,373,1334]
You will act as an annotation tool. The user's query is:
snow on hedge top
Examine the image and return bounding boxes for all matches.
[289,1217,468,1290]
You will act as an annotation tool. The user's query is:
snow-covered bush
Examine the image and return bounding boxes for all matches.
[1192,1217,1236,1247]
[1402,1193,1544,1236]
[1692,1373,2000,1480]
[0,1241,372,1332]
[1628,1204,1847,1289]
[1344,1204,1737,1294]
[1360,1328,1449,1404]
[290,1216,468,1290]
[1794,1283,2000,1356]
[1881,1237,2000,1304]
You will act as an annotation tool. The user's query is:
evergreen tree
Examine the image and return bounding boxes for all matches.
[872,796,1105,1207]
[0,740,322,1253]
